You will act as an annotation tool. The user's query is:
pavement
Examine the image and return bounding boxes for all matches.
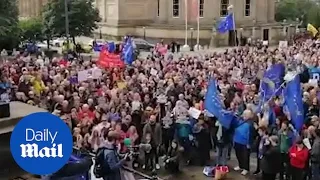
[0,130,261,180]
[152,150,259,180]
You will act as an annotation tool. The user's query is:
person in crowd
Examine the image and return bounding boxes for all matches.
[3,33,320,179]
[278,121,297,180]
[193,118,211,166]
[310,129,320,180]
[254,126,269,175]
[175,117,193,165]
[103,131,129,180]
[289,138,309,180]
[142,115,162,170]
[141,133,155,170]
[260,135,282,180]
[164,140,181,173]
[233,109,255,176]
[215,120,232,166]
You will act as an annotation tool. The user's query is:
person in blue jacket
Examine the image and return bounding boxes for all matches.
[232,109,255,176]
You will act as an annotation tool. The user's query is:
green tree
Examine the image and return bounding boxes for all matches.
[0,0,19,50]
[19,18,44,42]
[306,4,320,28]
[275,0,320,27]
[42,0,101,44]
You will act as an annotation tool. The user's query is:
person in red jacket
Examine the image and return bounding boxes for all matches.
[289,139,309,180]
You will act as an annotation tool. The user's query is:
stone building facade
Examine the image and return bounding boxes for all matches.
[18,0,47,19]
[17,0,295,46]
[94,0,295,46]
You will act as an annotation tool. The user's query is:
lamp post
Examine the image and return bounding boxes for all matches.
[227,5,236,46]
[295,18,300,34]
[143,27,146,40]
[99,28,102,39]
[190,28,194,51]
[64,0,70,51]
[239,27,243,46]
[282,19,287,38]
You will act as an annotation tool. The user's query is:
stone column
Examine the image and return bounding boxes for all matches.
[18,0,22,17]
[35,0,40,17]
[268,0,275,22]
[21,0,25,17]
[158,0,168,23]
[104,0,107,22]
[27,0,32,17]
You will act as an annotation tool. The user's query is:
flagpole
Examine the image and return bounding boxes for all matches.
[228,5,236,47]
[233,13,237,47]
[184,0,188,47]
[196,0,200,50]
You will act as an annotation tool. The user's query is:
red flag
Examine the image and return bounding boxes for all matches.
[98,48,124,68]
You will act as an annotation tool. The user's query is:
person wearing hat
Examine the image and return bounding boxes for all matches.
[260,135,282,180]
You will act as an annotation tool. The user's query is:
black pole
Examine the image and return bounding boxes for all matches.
[99,29,102,39]
[64,0,70,50]
[143,28,146,40]
[191,31,194,51]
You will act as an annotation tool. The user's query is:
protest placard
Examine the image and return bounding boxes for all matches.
[77,70,88,82]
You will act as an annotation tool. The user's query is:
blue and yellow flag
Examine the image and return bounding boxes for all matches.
[283,75,304,131]
[205,79,235,129]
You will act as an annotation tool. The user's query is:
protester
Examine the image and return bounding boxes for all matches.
[289,138,309,180]
[164,140,181,173]
[254,126,269,175]
[310,129,320,180]
[260,135,282,180]
[233,110,255,175]
[101,131,129,180]
[1,32,320,180]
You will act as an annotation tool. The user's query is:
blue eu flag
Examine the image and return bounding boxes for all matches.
[259,63,285,104]
[108,42,115,53]
[283,75,304,131]
[122,38,134,65]
[205,79,235,129]
[217,13,235,33]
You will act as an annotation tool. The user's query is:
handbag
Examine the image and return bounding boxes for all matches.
[215,166,229,180]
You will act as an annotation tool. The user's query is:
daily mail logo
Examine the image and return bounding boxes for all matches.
[20,128,63,158]
[10,113,73,175]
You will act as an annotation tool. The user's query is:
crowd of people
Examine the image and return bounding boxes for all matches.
[0,33,320,180]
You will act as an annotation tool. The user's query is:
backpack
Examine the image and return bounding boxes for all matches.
[93,148,111,178]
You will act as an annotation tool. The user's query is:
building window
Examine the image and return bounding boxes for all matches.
[220,0,229,17]
[199,0,204,17]
[157,0,160,17]
[245,0,251,16]
[173,0,179,17]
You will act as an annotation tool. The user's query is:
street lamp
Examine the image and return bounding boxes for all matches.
[143,27,146,40]
[282,19,287,38]
[99,27,102,39]
[64,0,70,51]
[227,5,236,46]
[190,28,194,51]
[295,18,300,34]
[239,27,243,46]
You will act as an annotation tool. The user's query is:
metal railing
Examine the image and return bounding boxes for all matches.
[73,147,163,180]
